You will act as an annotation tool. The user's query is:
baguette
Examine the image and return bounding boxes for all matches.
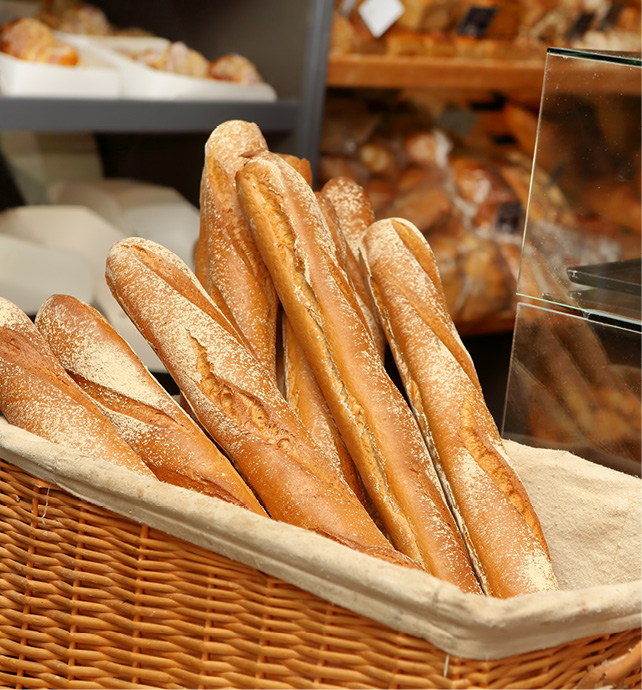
[105,237,414,567]
[200,120,279,380]
[315,190,386,358]
[282,313,365,504]
[236,152,481,592]
[360,217,559,597]
[35,294,267,515]
[320,176,375,263]
[0,296,155,478]
[276,153,313,186]
[318,178,387,358]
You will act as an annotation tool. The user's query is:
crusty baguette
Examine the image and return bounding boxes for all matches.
[0,296,155,478]
[360,217,559,597]
[320,176,375,259]
[200,120,279,379]
[35,294,267,515]
[282,313,365,504]
[236,152,481,592]
[319,177,387,357]
[276,153,313,186]
[315,190,386,358]
[105,237,416,567]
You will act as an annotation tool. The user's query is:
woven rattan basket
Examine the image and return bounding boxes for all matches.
[0,453,640,690]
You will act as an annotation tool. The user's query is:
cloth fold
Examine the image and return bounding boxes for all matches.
[0,417,639,660]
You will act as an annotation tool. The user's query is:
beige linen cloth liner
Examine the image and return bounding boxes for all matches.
[0,417,639,661]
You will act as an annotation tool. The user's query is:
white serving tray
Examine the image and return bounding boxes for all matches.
[0,232,94,314]
[0,35,119,98]
[0,204,165,371]
[47,178,200,269]
[69,34,277,102]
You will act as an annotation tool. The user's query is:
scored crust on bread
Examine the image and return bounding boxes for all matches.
[321,176,376,259]
[35,294,267,514]
[105,237,418,568]
[360,217,559,597]
[236,152,481,593]
[315,189,386,358]
[0,297,155,478]
[282,313,365,504]
[199,120,279,380]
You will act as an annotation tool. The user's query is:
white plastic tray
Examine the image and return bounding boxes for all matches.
[0,35,119,98]
[0,204,165,371]
[47,178,200,270]
[0,232,94,314]
[71,35,277,102]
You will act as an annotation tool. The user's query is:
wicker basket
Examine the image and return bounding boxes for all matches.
[0,457,640,690]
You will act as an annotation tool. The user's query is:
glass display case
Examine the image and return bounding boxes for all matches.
[502,47,641,477]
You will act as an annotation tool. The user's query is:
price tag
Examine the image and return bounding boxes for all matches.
[597,2,625,31]
[565,12,595,40]
[456,6,498,38]
[358,0,404,38]
[495,201,524,235]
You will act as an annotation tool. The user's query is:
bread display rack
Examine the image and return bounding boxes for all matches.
[0,0,333,187]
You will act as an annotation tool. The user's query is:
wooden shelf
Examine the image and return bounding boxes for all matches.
[326,54,546,92]
[327,53,642,95]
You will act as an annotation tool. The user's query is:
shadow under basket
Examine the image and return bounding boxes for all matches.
[0,457,640,690]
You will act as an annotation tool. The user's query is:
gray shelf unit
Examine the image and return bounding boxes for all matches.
[0,96,300,134]
[0,0,333,205]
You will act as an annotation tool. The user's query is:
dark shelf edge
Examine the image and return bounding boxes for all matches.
[0,96,299,133]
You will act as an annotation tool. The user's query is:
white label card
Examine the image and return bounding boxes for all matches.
[358,0,404,38]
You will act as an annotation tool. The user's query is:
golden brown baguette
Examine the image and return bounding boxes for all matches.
[318,177,387,357]
[0,296,155,478]
[276,153,313,186]
[200,120,279,379]
[315,190,386,358]
[360,217,559,597]
[282,313,365,504]
[321,176,375,258]
[236,152,481,593]
[35,294,267,515]
[105,237,415,567]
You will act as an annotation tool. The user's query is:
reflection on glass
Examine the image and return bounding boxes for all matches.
[503,302,641,476]
[517,48,641,325]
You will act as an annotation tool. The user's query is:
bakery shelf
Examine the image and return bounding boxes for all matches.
[326,54,547,92]
[0,95,299,133]
[327,52,642,94]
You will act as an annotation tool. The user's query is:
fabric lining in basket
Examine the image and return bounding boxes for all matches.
[0,418,640,688]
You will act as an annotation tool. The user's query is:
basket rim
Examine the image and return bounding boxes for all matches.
[1,418,640,662]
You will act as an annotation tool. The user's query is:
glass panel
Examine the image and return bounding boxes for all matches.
[517,48,641,326]
[503,302,641,477]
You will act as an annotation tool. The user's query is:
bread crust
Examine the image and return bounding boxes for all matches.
[199,120,278,379]
[360,218,559,597]
[282,313,365,504]
[237,153,481,592]
[105,237,414,567]
[35,294,267,514]
[316,189,386,358]
[0,297,155,477]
